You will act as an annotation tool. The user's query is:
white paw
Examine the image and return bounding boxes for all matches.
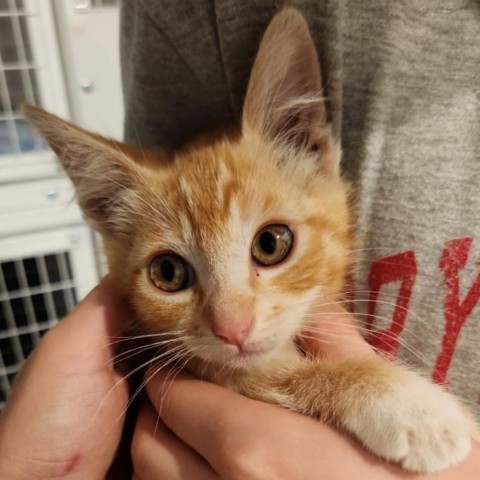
[345,375,472,472]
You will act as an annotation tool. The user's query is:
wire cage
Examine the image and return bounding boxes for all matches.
[0,252,77,406]
[0,0,101,408]
[73,0,118,10]
[0,227,98,409]
[0,0,46,155]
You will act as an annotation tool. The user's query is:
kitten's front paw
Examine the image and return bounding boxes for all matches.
[345,376,472,472]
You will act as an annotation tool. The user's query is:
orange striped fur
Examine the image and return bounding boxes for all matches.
[24,7,473,473]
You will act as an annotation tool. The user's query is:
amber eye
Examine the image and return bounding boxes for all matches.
[251,224,294,267]
[149,254,194,292]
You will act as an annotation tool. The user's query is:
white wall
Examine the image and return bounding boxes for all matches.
[53,0,124,139]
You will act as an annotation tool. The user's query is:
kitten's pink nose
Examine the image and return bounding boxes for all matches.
[212,318,253,348]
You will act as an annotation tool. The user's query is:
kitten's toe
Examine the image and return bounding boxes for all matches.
[399,409,471,472]
[345,376,472,472]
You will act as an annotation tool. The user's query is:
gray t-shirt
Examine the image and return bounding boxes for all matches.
[120,0,480,418]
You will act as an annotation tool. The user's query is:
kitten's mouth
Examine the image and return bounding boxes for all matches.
[222,343,274,366]
[237,347,262,358]
[191,335,283,367]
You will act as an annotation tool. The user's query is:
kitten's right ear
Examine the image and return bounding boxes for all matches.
[242,8,339,175]
[23,104,147,236]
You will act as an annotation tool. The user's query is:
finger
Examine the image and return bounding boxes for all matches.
[299,304,375,360]
[145,368,263,469]
[10,276,130,414]
[132,400,218,480]
[0,278,129,479]
[45,275,129,362]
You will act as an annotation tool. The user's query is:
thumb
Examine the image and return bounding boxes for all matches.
[0,279,129,480]
[299,304,376,361]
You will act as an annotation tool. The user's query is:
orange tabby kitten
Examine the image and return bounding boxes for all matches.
[25,7,473,473]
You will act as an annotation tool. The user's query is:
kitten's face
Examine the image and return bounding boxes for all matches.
[118,135,351,368]
[25,8,353,368]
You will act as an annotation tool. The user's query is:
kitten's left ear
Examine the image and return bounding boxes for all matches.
[22,104,157,236]
[242,7,338,174]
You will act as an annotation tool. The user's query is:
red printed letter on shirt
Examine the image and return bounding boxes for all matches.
[367,251,417,357]
[433,237,480,385]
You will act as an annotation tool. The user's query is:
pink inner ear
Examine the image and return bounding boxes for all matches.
[83,196,110,221]
[241,8,335,171]
[242,8,325,135]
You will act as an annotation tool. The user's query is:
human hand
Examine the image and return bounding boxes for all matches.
[131,306,480,480]
[0,278,130,480]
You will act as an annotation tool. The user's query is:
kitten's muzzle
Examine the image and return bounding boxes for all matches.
[211,315,254,349]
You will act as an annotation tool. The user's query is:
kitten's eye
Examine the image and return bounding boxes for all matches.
[251,224,294,267]
[149,254,194,292]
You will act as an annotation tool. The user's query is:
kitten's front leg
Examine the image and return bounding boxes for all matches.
[238,357,472,473]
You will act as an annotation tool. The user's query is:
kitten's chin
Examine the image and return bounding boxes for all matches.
[196,341,285,369]
[225,348,271,368]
